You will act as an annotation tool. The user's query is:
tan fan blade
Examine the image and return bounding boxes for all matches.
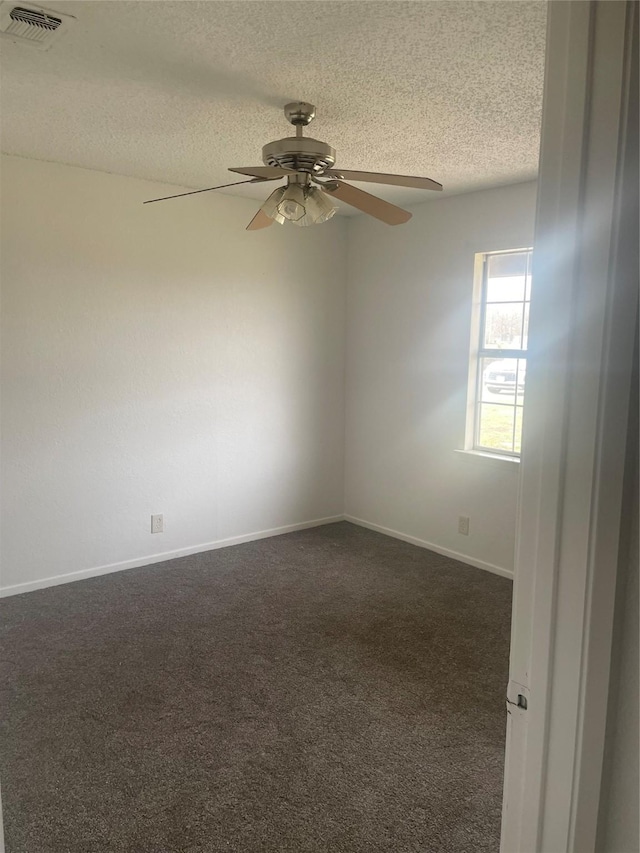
[323,181,411,225]
[246,207,274,231]
[324,169,442,192]
[229,166,298,179]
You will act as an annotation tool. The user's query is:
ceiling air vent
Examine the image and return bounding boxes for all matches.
[0,1,74,49]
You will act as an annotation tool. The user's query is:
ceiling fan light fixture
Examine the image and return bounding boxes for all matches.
[306,187,338,223]
[290,212,315,228]
[288,187,338,227]
[144,104,440,226]
[259,186,287,224]
[276,184,307,222]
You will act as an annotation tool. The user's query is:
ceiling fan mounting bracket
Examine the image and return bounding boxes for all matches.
[284,102,316,127]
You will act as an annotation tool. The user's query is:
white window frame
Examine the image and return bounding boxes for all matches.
[465,247,533,458]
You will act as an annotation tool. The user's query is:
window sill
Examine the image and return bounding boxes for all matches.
[454,448,521,466]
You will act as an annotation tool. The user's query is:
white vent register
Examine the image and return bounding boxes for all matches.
[0,1,74,49]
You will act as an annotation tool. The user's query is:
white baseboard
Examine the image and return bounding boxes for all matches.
[0,515,345,598]
[344,515,514,580]
[1,513,512,598]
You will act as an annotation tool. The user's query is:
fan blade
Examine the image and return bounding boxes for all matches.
[323,181,411,225]
[324,169,442,192]
[229,166,298,179]
[143,177,274,204]
[246,207,274,231]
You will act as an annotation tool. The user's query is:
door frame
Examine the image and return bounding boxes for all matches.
[501,2,638,851]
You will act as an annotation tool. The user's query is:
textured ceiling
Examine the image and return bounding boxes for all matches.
[0,1,546,211]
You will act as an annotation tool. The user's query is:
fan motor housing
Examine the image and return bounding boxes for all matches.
[262,137,336,174]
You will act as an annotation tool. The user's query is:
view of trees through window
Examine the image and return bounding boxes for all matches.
[472,249,532,456]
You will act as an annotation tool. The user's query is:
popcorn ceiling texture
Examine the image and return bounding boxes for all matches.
[0,1,546,209]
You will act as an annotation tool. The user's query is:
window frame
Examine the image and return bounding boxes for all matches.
[465,247,533,459]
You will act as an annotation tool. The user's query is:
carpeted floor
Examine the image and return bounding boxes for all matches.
[0,522,512,853]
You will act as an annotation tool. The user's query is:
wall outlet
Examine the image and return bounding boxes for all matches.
[151,514,164,534]
[458,515,470,536]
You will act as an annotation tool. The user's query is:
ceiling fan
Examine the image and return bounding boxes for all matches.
[144,102,443,229]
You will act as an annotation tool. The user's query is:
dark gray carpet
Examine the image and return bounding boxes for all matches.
[0,522,512,853]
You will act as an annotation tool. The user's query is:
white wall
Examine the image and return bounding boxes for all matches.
[599,472,639,852]
[598,355,639,853]
[1,158,537,593]
[344,181,537,575]
[598,12,639,847]
[0,155,346,594]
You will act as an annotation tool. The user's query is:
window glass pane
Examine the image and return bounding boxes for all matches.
[488,252,528,279]
[477,403,516,453]
[514,406,524,454]
[480,356,518,405]
[470,249,532,458]
[484,303,525,349]
[486,274,526,303]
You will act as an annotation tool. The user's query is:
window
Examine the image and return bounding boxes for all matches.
[467,248,532,457]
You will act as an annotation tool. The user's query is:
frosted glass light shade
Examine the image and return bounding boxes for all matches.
[289,186,339,227]
[277,184,307,221]
[260,187,286,224]
[307,187,338,223]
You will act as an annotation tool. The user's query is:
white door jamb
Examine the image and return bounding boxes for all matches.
[500,2,638,851]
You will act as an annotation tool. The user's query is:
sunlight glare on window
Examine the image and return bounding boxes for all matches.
[468,249,532,457]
